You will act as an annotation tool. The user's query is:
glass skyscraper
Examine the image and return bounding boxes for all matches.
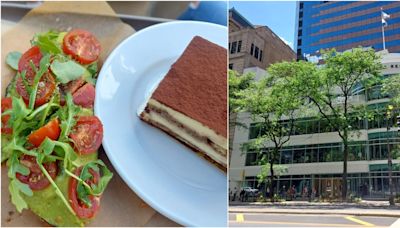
[295,1,400,60]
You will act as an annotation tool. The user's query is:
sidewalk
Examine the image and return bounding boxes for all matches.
[229,200,400,217]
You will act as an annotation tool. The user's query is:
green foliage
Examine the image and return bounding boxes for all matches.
[382,74,400,107]
[257,163,287,186]
[229,70,255,113]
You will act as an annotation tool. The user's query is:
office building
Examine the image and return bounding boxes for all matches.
[295,1,400,60]
[229,8,296,156]
[229,7,296,73]
[230,50,400,200]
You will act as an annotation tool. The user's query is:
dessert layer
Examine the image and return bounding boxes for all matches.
[141,99,227,170]
[151,36,227,138]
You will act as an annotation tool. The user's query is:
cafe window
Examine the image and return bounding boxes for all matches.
[237,40,242,53]
[231,41,237,54]
[255,46,259,59]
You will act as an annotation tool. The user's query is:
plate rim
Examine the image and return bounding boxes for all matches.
[94,20,227,227]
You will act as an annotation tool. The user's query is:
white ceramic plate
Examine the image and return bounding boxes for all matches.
[95,21,227,227]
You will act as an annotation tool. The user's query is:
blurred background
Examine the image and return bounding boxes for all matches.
[2,1,227,32]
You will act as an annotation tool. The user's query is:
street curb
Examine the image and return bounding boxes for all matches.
[228,210,400,218]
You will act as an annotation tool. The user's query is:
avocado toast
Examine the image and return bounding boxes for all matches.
[1,29,112,226]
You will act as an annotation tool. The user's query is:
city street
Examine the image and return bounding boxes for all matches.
[229,213,400,227]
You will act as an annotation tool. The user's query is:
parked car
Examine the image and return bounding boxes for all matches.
[241,187,259,193]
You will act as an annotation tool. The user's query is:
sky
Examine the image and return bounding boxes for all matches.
[229,1,296,50]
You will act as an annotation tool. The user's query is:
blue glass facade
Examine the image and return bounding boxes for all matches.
[296,1,400,59]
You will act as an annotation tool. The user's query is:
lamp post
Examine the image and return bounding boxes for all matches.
[386,105,395,206]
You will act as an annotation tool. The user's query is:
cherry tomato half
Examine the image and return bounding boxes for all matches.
[18,46,42,79]
[69,116,103,155]
[16,70,56,107]
[16,46,55,107]
[1,97,12,134]
[68,167,100,219]
[28,118,61,147]
[72,83,95,108]
[16,155,57,191]
[63,29,101,64]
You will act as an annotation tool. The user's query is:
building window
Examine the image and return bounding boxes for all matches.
[250,43,254,55]
[259,50,263,61]
[255,46,259,59]
[229,63,233,70]
[237,40,242,53]
[300,2,304,9]
[299,11,303,18]
[228,42,231,51]
[231,41,237,54]
[298,29,302,36]
[298,39,302,46]
[299,20,303,27]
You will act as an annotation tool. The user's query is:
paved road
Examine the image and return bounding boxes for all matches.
[229,213,400,227]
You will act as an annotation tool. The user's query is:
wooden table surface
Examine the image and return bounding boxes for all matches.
[1,2,180,226]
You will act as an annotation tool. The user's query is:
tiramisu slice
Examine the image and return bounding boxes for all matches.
[140,36,227,171]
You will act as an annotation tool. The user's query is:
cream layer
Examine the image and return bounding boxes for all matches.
[141,99,227,168]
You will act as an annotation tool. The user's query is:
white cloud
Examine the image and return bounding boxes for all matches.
[279,36,294,49]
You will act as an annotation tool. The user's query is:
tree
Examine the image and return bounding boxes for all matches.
[229,70,255,163]
[237,70,301,202]
[382,74,400,206]
[382,74,400,107]
[274,48,383,200]
[229,70,254,114]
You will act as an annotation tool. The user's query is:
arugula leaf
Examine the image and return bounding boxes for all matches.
[7,153,30,178]
[9,179,32,212]
[6,51,22,70]
[5,73,18,97]
[7,153,33,213]
[10,96,31,135]
[86,62,98,76]
[50,60,86,84]
[28,54,51,109]
[58,93,81,142]
[32,30,62,54]
[76,160,113,206]
[1,134,13,162]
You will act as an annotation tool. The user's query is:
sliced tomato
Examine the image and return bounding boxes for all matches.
[68,167,100,219]
[16,155,57,191]
[18,46,42,78]
[63,29,101,64]
[61,77,86,95]
[1,97,12,134]
[69,116,103,155]
[28,118,61,147]
[16,70,56,107]
[72,83,95,108]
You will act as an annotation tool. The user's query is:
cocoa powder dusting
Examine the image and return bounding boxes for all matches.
[151,36,227,137]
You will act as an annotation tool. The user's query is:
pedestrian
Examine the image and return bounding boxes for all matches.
[292,185,297,200]
[303,186,308,200]
[240,188,245,202]
[311,187,316,201]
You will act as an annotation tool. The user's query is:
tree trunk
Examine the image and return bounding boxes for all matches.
[269,161,275,202]
[342,130,348,201]
[387,115,395,206]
